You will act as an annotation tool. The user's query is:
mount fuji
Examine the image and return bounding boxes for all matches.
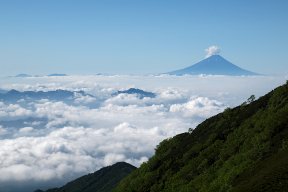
[168,55,259,76]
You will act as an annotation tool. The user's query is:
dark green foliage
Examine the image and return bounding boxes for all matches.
[113,83,288,192]
[41,162,136,192]
[247,94,256,103]
[231,151,288,192]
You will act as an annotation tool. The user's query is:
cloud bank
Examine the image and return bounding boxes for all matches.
[0,74,285,191]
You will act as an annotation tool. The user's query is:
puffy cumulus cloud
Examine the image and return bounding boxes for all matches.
[74,95,96,104]
[170,97,226,118]
[0,102,33,120]
[205,45,221,58]
[105,93,148,106]
[0,74,286,191]
[19,127,34,133]
[0,131,97,182]
[0,123,164,187]
[16,127,35,137]
[73,92,97,104]
[1,74,285,106]
[0,94,225,191]
[0,126,7,135]
[105,88,189,108]
[157,88,187,104]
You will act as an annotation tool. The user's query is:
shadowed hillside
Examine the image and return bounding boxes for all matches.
[36,162,136,192]
[113,81,288,192]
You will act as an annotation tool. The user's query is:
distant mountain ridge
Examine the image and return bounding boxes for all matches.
[47,74,67,77]
[0,89,92,102]
[112,88,156,99]
[15,74,32,77]
[168,55,259,76]
[12,74,68,77]
[35,162,136,192]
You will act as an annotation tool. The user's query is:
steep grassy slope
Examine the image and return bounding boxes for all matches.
[114,82,288,192]
[37,162,136,192]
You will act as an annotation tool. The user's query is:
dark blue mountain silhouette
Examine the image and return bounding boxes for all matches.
[168,55,258,76]
[15,74,32,77]
[48,74,67,76]
[0,89,92,102]
[113,88,156,99]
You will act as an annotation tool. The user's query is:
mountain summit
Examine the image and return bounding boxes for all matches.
[168,55,258,76]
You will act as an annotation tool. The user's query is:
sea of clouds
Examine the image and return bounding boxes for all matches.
[0,74,286,191]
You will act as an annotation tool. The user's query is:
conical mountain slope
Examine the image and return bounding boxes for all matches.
[169,55,258,76]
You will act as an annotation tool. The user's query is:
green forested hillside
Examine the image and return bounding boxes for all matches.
[114,82,288,192]
[37,162,136,192]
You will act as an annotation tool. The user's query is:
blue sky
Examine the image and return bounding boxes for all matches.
[0,0,288,75]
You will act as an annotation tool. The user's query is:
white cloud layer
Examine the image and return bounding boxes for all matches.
[205,45,221,58]
[0,74,286,191]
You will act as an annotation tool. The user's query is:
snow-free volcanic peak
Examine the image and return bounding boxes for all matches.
[168,55,259,76]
